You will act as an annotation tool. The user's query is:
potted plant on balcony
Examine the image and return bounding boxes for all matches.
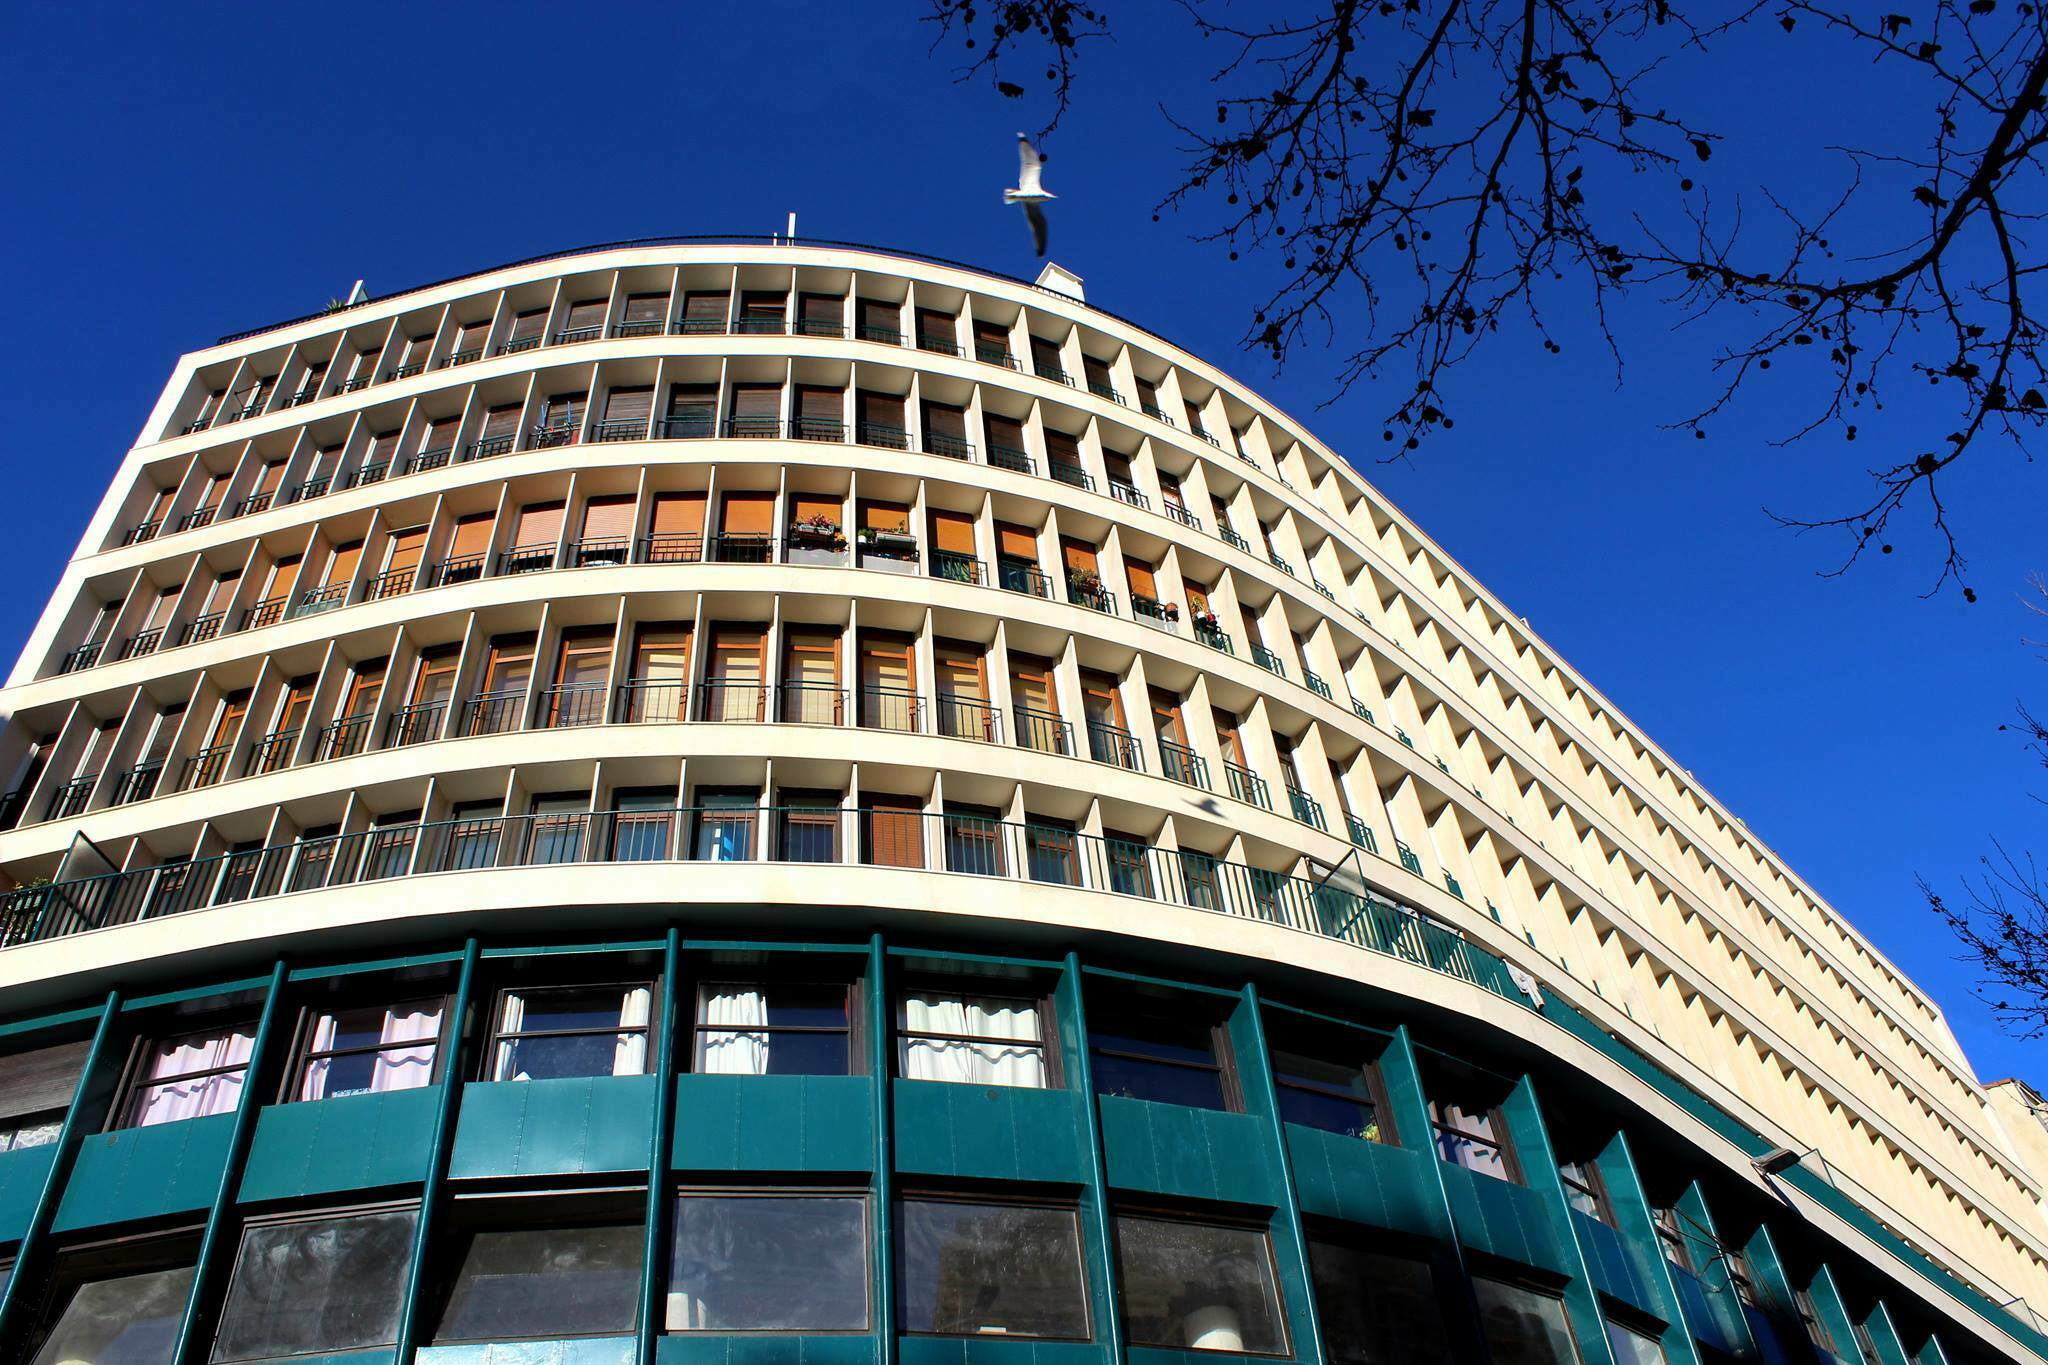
[789,512,846,549]
[1191,605,1219,630]
[1067,567,1104,598]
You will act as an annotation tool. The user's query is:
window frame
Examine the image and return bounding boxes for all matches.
[282,990,453,1104]
[482,980,658,1084]
[1470,1273,1586,1365]
[667,1184,873,1336]
[1268,1035,1398,1145]
[1087,996,1242,1114]
[1557,1154,1615,1224]
[427,1187,647,1346]
[1112,1204,1292,1358]
[897,1188,1093,1342]
[691,975,865,1077]
[21,1227,202,1365]
[894,978,1062,1089]
[109,1015,261,1132]
[209,1198,421,1363]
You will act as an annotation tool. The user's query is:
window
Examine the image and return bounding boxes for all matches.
[692,788,758,859]
[211,1207,418,1362]
[1472,1278,1582,1364]
[1270,1041,1391,1142]
[488,984,652,1082]
[898,990,1050,1088]
[26,1243,197,1365]
[1116,1213,1287,1354]
[1794,1286,1841,1356]
[1425,1065,1519,1182]
[0,1039,87,1152]
[695,981,854,1075]
[120,1022,257,1127]
[1650,1206,1693,1272]
[294,998,444,1101]
[1090,998,1234,1111]
[430,1194,643,1344]
[1558,1158,1611,1222]
[900,1196,1088,1339]
[668,1193,867,1332]
[860,793,925,868]
[1307,1238,1449,1364]
[1604,1319,1669,1365]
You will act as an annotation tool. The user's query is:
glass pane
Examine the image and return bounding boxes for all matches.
[697,1029,850,1076]
[433,1222,642,1343]
[300,1044,436,1101]
[762,983,849,1028]
[508,987,636,1033]
[1116,1215,1286,1354]
[1605,1321,1668,1365]
[1094,1016,1217,1067]
[1308,1241,1451,1364]
[899,1200,1088,1338]
[1091,1052,1227,1111]
[668,1196,867,1331]
[31,1264,195,1365]
[1472,1278,1583,1365]
[902,1038,1047,1088]
[0,1120,63,1152]
[211,1210,417,1361]
[1277,1084,1379,1140]
[495,1032,639,1082]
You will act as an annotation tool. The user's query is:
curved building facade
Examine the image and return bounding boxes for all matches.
[0,240,2039,1365]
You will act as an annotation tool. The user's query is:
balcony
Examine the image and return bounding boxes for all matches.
[778,682,846,726]
[1303,670,1334,702]
[117,628,165,662]
[987,444,1035,476]
[1164,502,1202,532]
[283,475,331,502]
[431,553,487,587]
[180,613,225,647]
[1012,706,1072,757]
[248,729,302,777]
[857,324,904,345]
[1108,481,1149,510]
[365,567,417,601]
[340,374,374,392]
[1250,643,1288,678]
[1444,871,1466,900]
[1268,553,1295,578]
[176,507,217,533]
[707,533,774,565]
[111,762,164,806]
[1159,741,1209,790]
[998,560,1052,599]
[529,424,579,449]
[230,492,274,518]
[724,416,782,440]
[1345,815,1378,854]
[1131,595,1179,631]
[615,678,688,724]
[400,447,453,475]
[636,533,703,565]
[1351,699,1375,724]
[565,536,631,569]
[859,686,925,733]
[181,743,235,792]
[1313,580,1337,602]
[673,316,730,336]
[696,680,769,723]
[924,431,974,461]
[590,420,647,444]
[540,682,607,728]
[1287,786,1327,832]
[461,689,527,737]
[1225,762,1271,810]
[386,362,425,381]
[338,462,388,491]
[1087,720,1142,772]
[467,434,516,460]
[241,597,289,631]
[1049,460,1094,492]
[1088,381,1126,405]
[935,694,1000,742]
[1395,839,1424,876]
[315,715,373,762]
[122,520,162,546]
[1189,424,1221,448]
[553,324,604,345]
[441,347,483,368]
[1141,403,1174,426]
[795,318,846,339]
[1034,363,1073,386]
[931,551,985,586]
[613,319,667,339]
[47,775,97,821]
[855,530,919,574]
[385,701,447,748]
[1066,583,1117,617]
[975,343,1019,369]
[732,315,787,336]
[916,333,962,357]
[1218,526,1252,553]
[496,545,558,576]
[292,584,349,619]
[793,417,846,443]
[857,420,911,451]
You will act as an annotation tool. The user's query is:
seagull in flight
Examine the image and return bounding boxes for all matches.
[1003,133,1055,256]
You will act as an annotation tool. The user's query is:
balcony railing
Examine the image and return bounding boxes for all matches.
[613,319,667,339]
[283,475,331,503]
[724,416,782,440]
[180,613,225,647]
[467,434,516,460]
[975,344,1018,369]
[636,533,703,565]
[935,695,1000,743]
[660,415,716,440]
[696,680,769,723]
[1141,403,1174,426]
[673,316,730,336]
[858,421,911,451]
[1268,553,1295,578]
[0,809,1527,1009]
[616,678,688,724]
[1108,482,1149,510]
[1313,581,1336,602]
[365,568,417,602]
[47,775,97,821]
[916,333,962,356]
[441,348,483,368]
[857,325,903,345]
[461,689,528,737]
[1351,699,1375,724]
[496,545,557,576]
[1164,502,1202,532]
[387,362,425,381]
[58,642,104,675]
[177,507,218,533]
[1087,720,1143,772]
[1034,363,1073,386]
[315,715,373,762]
[987,445,1035,475]
[180,743,235,792]
[241,597,288,631]
[399,447,453,476]
[1287,786,1327,831]
[931,551,985,585]
[123,520,162,546]
[1088,381,1126,405]
[795,318,846,339]
[1218,526,1252,553]
[859,686,925,733]
[337,462,387,491]
[1303,670,1333,702]
[565,536,632,568]
[245,729,300,777]
[431,553,488,588]
[707,533,774,565]
[590,420,648,444]
[117,629,165,662]
[1225,762,1271,810]
[540,682,608,728]
[1345,816,1378,853]
[1159,741,1210,790]
[999,561,1053,599]
[1013,706,1073,757]
[553,324,604,345]
[1395,839,1424,876]
[111,762,164,806]
[293,584,349,618]
[732,316,786,335]
[794,417,846,443]
[778,682,846,726]
[1067,584,1116,616]
[924,431,974,461]
[384,701,447,748]
[1131,595,1179,629]
[1049,460,1094,491]
[529,424,580,449]
[1250,643,1288,678]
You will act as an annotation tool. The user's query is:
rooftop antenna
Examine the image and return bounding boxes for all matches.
[786,211,798,244]
[345,279,367,305]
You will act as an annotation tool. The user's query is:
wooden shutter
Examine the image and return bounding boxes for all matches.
[797,386,841,423]
[1104,451,1135,485]
[201,572,240,615]
[860,633,913,692]
[324,540,364,587]
[1044,429,1079,463]
[1010,658,1056,714]
[1125,558,1158,600]
[555,630,614,688]
[581,495,636,541]
[1061,538,1098,575]
[369,430,401,462]
[457,319,489,350]
[385,527,427,576]
[792,493,841,524]
[1081,669,1125,727]
[143,485,175,522]
[604,387,653,424]
[985,414,1025,452]
[623,292,667,323]
[403,334,433,366]
[482,404,522,437]
[209,690,252,748]
[973,318,1008,350]
[1083,355,1112,389]
[667,384,717,419]
[651,492,707,539]
[450,512,496,560]
[424,416,460,450]
[252,462,286,500]
[800,294,843,327]
[784,628,840,686]
[513,501,566,548]
[0,1042,91,1126]
[859,391,903,427]
[923,403,966,442]
[859,298,898,334]
[916,308,952,343]
[277,675,318,731]
[565,298,608,330]
[720,492,774,536]
[543,392,586,428]
[509,309,547,343]
[353,350,380,381]
[197,474,228,511]
[731,385,780,419]
[931,511,975,555]
[633,626,692,682]
[1031,337,1061,371]
[684,292,730,327]
[935,642,986,701]
[1136,377,1161,409]
[861,502,909,534]
[410,649,458,706]
[142,705,186,761]
[864,794,924,868]
[143,589,179,631]
[997,523,1037,560]
[1184,400,1205,430]
[741,291,786,323]
[265,555,302,604]
[708,625,766,682]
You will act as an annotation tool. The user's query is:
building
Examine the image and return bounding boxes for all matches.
[0,239,2038,1364]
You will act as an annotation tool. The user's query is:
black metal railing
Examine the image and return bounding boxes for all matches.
[636,533,703,565]
[924,432,974,460]
[1194,623,1233,654]
[496,545,558,576]
[294,584,349,617]
[1067,584,1117,616]
[1164,502,1201,531]
[442,348,483,367]
[795,318,846,339]
[917,333,962,356]
[778,682,846,726]
[615,679,688,724]
[241,597,289,631]
[976,343,1019,369]
[1268,553,1295,578]
[793,417,846,443]
[1131,596,1179,628]
[180,743,236,792]
[1250,643,1288,677]
[673,316,730,336]
[47,776,97,821]
[461,689,528,737]
[247,729,302,777]
[117,629,165,662]
[431,553,488,587]
[1109,481,1149,510]
[540,683,608,728]
[282,475,331,503]
[1226,762,1271,810]
[111,762,164,806]
[612,319,666,339]
[384,701,447,748]
[857,324,904,345]
[339,462,389,491]
[859,686,924,733]
[1087,721,1143,771]
[1304,670,1334,702]
[123,520,162,546]
[999,561,1052,598]
[858,421,911,451]
[467,434,516,460]
[316,715,373,762]
[365,568,417,601]
[530,424,580,449]
[590,420,648,443]
[554,324,604,345]
[400,447,453,476]
[1159,741,1210,790]
[1287,786,1328,831]
[58,642,104,675]
[230,492,275,519]
[1034,363,1073,386]
[931,551,985,585]
[180,613,225,647]
[1218,526,1252,553]
[695,680,769,723]
[660,415,716,440]
[1346,815,1378,853]
[1141,403,1174,426]
[935,695,1001,743]
[1088,381,1126,405]
[707,533,774,565]
[732,316,786,335]
[565,536,632,568]
[387,362,425,381]
[177,507,218,532]
[1013,706,1073,757]
[1049,460,1094,491]
[988,445,1035,475]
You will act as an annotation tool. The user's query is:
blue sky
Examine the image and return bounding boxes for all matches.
[1,2,2041,1087]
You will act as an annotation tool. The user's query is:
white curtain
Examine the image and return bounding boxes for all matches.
[901,993,1046,1088]
[370,1002,442,1092]
[134,1027,255,1126]
[494,994,527,1081]
[698,990,769,1075]
[614,987,652,1076]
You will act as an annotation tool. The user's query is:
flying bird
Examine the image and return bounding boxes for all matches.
[1003,133,1055,256]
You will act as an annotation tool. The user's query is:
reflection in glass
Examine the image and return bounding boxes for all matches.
[211,1209,417,1361]
[667,1195,868,1331]
[1307,1240,1451,1364]
[899,1198,1089,1339]
[1473,1278,1583,1365]
[433,1220,643,1343]
[1116,1214,1286,1354]
[31,1264,195,1365]
[492,986,651,1081]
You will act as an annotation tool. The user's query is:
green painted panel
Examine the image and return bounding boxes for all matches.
[891,1081,1087,1183]
[658,1337,880,1365]
[1097,1097,1278,1205]
[54,1115,235,1231]
[1670,1268,1745,1359]
[900,1336,1109,1365]
[0,1143,56,1244]
[417,1338,635,1365]
[1573,1210,1657,1316]
[672,1076,873,1173]
[449,1077,657,1180]
[1283,1124,1439,1238]
[239,1088,441,1203]
[1129,1348,1297,1365]
[1439,1163,1570,1275]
